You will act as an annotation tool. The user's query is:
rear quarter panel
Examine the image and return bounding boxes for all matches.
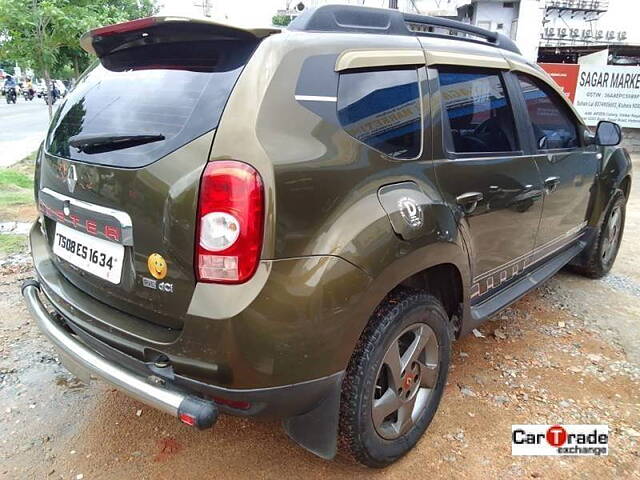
[218,31,467,263]
[214,31,472,328]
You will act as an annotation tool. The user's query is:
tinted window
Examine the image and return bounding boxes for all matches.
[438,68,519,154]
[337,69,422,159]
[46,39,257,168]
[517,74,579,150]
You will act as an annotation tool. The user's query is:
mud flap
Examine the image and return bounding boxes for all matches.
[282,372,344,459]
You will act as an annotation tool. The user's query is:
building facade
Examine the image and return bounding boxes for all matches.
[452,0,545,61]
[158,0,639,63]
[440,0,637,62]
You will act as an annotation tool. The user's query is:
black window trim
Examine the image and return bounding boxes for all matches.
[511,71,584,154]
[336,65,426,161]
[435,66,526,160]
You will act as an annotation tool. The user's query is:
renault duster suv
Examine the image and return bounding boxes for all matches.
[22,5,631,467]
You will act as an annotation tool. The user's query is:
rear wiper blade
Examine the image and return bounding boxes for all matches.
[69,134,165,153]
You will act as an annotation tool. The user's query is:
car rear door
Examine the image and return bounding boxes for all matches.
[36,18,264,329]
[513,72,599,254]
[430,65,544,302]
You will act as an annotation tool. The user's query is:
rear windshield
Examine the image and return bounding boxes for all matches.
[45,38,257,168]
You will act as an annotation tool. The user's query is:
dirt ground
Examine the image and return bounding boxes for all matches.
[1,166,639,479]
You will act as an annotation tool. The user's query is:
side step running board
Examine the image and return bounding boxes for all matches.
[470,241,585,324]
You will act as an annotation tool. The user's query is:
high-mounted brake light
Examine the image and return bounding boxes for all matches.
[90,17,158,37]
[196,161,264,284]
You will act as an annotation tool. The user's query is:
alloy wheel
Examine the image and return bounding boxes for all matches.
[371,322,439,440]
[602,205,622,265]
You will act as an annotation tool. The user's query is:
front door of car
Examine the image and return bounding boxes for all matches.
[514,73,599,254]
[431,66,544,302]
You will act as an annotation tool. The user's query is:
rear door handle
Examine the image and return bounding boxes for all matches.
[544,176,560,194]
[456,191,483,214]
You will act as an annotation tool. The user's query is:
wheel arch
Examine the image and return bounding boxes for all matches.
[589,147,632,227]
[620,174,632,200]
[397,263,464,335]
[349,238,472,351]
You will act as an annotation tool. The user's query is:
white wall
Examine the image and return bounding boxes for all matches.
[461,0,544,62]
[601,0,640,44]
[472,1,518,37]
[514,0,545,62]
[543,0,640,46]
[578,48,609,65]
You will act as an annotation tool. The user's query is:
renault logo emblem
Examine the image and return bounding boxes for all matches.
[66,164,77,193]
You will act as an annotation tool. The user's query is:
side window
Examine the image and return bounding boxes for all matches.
[517,74,579,150]
[438,67,520,154]
[337,68,422,159]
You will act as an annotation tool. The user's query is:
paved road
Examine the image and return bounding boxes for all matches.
[0,100,50,167]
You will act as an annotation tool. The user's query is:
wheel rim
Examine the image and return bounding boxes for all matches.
[601,205,622,265]
[371,322,439,440]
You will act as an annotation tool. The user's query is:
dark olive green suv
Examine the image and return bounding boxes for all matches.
[22,5,631,467]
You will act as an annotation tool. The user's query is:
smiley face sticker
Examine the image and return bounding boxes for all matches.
[147,253,168,280]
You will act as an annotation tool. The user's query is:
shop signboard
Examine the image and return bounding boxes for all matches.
[539,63,640,128]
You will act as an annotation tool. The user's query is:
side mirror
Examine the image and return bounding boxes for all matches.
[595,121,622,147]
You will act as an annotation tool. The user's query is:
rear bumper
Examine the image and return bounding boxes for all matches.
[28,221,370,391]
[22,280,218,429]
[23,275,345,420]
[23,277,345,424]
[25,221,357,421]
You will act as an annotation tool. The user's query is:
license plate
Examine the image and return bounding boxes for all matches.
[53,222,124,284]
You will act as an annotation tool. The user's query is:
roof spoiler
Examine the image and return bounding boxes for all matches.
[288,5,521,55]
[81,16,280,57]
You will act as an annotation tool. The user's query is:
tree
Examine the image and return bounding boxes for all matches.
[272,14,292,27]
[0,0,158,117]
[0,60,15,75]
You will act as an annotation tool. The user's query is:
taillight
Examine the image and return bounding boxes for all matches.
[196,161,264,284]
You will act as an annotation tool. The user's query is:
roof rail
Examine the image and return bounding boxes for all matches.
[288,5,521,55]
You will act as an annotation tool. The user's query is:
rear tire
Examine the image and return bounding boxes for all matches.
[338,288,451,468]
[571,190,626,279]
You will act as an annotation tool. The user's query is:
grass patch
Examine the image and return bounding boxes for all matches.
[0,170,33,189]
[11,151,37,176]
[0,151,35,210]
[0,190,34,206]
[0,234,27,255]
